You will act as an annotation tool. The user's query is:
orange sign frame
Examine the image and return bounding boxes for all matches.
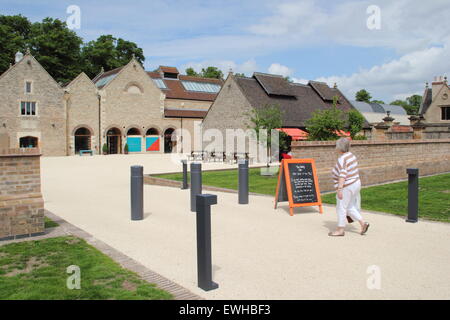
[274,158,323,216]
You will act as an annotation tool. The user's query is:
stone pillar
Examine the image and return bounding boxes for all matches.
[0,149,44,241]
[374,111,395,140]
[409,116,426,139]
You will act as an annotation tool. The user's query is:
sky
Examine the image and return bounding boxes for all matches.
[2,0,450,102]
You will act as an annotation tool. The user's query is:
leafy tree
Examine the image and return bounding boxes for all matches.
[390,94,421,115]
[347,109,365,138]
[81,35,144,78]
[246,104,288,165]
[371,100,385,104]
[28,17,84,84]
[355,89,372,102]
[405,94,422,115]
[305,96,345,141]
[0,14,32,73]
[200,66,223,79]
[185,67,199,77]
[234,72,246,77]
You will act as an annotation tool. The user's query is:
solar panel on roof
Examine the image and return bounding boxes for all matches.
[152,78,167,89]
[181,81,221,93]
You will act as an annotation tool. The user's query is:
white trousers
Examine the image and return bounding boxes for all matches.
[336,180,362,227]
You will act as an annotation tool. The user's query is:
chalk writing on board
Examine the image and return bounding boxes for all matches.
[288,163,318,204]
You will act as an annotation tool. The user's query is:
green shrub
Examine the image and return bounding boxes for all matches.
[353,135,367,140]
[102,143,108,154]
[124,143,129,153]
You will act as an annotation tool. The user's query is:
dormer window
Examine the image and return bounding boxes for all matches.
[163,72,178,79]
[25,81,32,94]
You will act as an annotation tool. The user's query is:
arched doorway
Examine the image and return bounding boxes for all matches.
[145,128,160,152]
[126,127,142,153]
[106,128,122,154]
[74,127,91,153]
[19,136,38,148]
[164,128,175,153]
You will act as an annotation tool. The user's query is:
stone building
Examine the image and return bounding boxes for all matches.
[202,72,358,153]
[0,51,67,156]
[0,52,222,156]
[417,76,450,139]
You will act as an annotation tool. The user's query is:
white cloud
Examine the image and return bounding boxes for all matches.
[268,63,293,77]
[249,0,450,54]
[315,44,450,102]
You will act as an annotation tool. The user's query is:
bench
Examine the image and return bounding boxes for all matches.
[79,150,93,156]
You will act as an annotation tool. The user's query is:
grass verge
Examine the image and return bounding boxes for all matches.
[157,170,450,222]
[0,236,173,300]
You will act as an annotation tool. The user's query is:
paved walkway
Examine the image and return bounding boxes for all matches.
[41,154,450,299]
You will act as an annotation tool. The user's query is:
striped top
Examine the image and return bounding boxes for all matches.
[332,152,360,189]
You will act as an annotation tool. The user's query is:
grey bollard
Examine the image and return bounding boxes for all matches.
[181,160,188,190]
[238,159,249,204]
[190,162,202,212]
[406,168,419,223]
[130,165,143,221]
[196,194,218,291]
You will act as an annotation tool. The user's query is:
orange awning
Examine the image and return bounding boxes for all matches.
[276,128,309,141]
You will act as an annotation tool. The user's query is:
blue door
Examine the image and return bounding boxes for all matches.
[127,137,142,152]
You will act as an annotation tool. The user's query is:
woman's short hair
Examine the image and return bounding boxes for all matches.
[336,137,350,153]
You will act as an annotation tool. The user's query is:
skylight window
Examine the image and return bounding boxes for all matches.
[153,78,167,89]
[96,74,117,88]
[181,81,220,93]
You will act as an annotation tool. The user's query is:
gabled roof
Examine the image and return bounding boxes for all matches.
[65,72,97,90]
[0,53,62,89]
[419,88,432,115]
[234,73,353,128]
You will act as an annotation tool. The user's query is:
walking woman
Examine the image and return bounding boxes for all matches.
[329,138,370,237]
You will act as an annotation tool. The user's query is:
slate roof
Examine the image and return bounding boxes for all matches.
[350,100,410,125]
[234,74,354,128]
[419,88,432,115]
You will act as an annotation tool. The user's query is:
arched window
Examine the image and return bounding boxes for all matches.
[74,127,91,153]
[146,128,159,136]
[125,83,143,94]
[127,128,141,136]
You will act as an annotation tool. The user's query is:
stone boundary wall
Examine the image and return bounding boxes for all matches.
[0,148,44,240]
[292,139,450,192]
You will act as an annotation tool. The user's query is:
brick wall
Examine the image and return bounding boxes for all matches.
[292,139,450,192]
[0,148,44,240]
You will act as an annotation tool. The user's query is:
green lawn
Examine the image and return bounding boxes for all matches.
[157,170,450,222]
[158,167,280,196]
[0,236,173,300]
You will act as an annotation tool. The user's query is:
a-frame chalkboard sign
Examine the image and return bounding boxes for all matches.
[274,158,323,216]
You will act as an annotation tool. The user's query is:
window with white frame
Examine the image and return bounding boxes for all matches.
[20,101,36,116]
[25,81,32,93]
